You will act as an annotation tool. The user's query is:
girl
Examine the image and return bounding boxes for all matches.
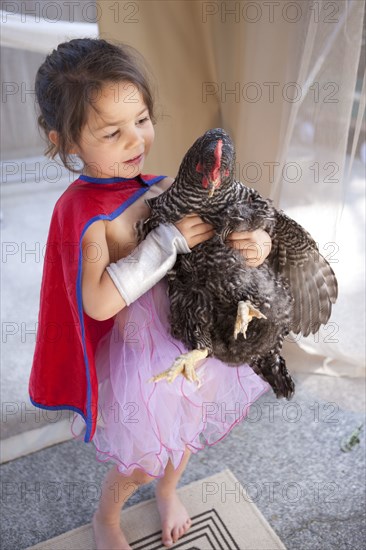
[29,38,271,550]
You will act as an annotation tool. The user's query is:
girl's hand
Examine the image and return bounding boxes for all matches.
[175,214,215,249]
[226,228,272,267]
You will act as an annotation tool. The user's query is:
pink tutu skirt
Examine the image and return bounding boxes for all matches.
[75,279,270,478]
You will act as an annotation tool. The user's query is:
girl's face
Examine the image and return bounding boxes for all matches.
[72,81,155,179]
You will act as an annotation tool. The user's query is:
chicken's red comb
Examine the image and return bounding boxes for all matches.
[213,139,223,170]
[195,138,222,174]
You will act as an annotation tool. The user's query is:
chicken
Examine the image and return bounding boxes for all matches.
[136,128,338,398]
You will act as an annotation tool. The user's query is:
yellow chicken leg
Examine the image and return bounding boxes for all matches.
[234,300,267,339]
[148,349,208,388]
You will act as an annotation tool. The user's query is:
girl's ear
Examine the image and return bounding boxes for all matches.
[48,130,79,155]
[48,130,59,146]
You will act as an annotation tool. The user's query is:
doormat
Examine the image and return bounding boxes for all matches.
[28,469,286,549]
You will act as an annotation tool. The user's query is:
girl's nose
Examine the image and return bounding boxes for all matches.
[125,127,144,149]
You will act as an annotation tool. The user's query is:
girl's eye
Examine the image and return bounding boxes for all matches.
[104,130,119,140]
[137,116,149,125]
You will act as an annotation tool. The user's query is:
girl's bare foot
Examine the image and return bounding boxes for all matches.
[92,510,132,550]
[155,485,192,547]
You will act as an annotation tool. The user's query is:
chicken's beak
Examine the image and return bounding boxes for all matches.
[207,176,220,198]
[207,180,215,198]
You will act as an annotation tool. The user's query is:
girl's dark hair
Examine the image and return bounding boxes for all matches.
[35,38,157,172]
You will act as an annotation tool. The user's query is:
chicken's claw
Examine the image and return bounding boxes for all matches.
[148,349,208,388]
[234,300,267,339]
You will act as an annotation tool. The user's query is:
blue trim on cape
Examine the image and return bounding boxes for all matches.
[30,397,87,422]
[79,174,166,185]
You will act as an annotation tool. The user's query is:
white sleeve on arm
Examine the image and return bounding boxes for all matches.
[106,223,191,306]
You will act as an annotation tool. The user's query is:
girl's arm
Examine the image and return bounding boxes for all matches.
[81,220,126,321]
[81,216,215,321]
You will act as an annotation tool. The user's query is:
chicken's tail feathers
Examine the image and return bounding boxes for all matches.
[251,353,295,400]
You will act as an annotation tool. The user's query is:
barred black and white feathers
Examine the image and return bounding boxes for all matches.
[268,211,338,336]
[137,128,338,398]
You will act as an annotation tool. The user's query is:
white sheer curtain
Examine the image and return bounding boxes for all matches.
[267,0,365,376]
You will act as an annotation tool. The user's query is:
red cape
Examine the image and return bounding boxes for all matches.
[29,173,165,442]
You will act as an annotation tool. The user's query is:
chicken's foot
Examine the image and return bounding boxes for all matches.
[148,349,208,387]
[234,300,267,339]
